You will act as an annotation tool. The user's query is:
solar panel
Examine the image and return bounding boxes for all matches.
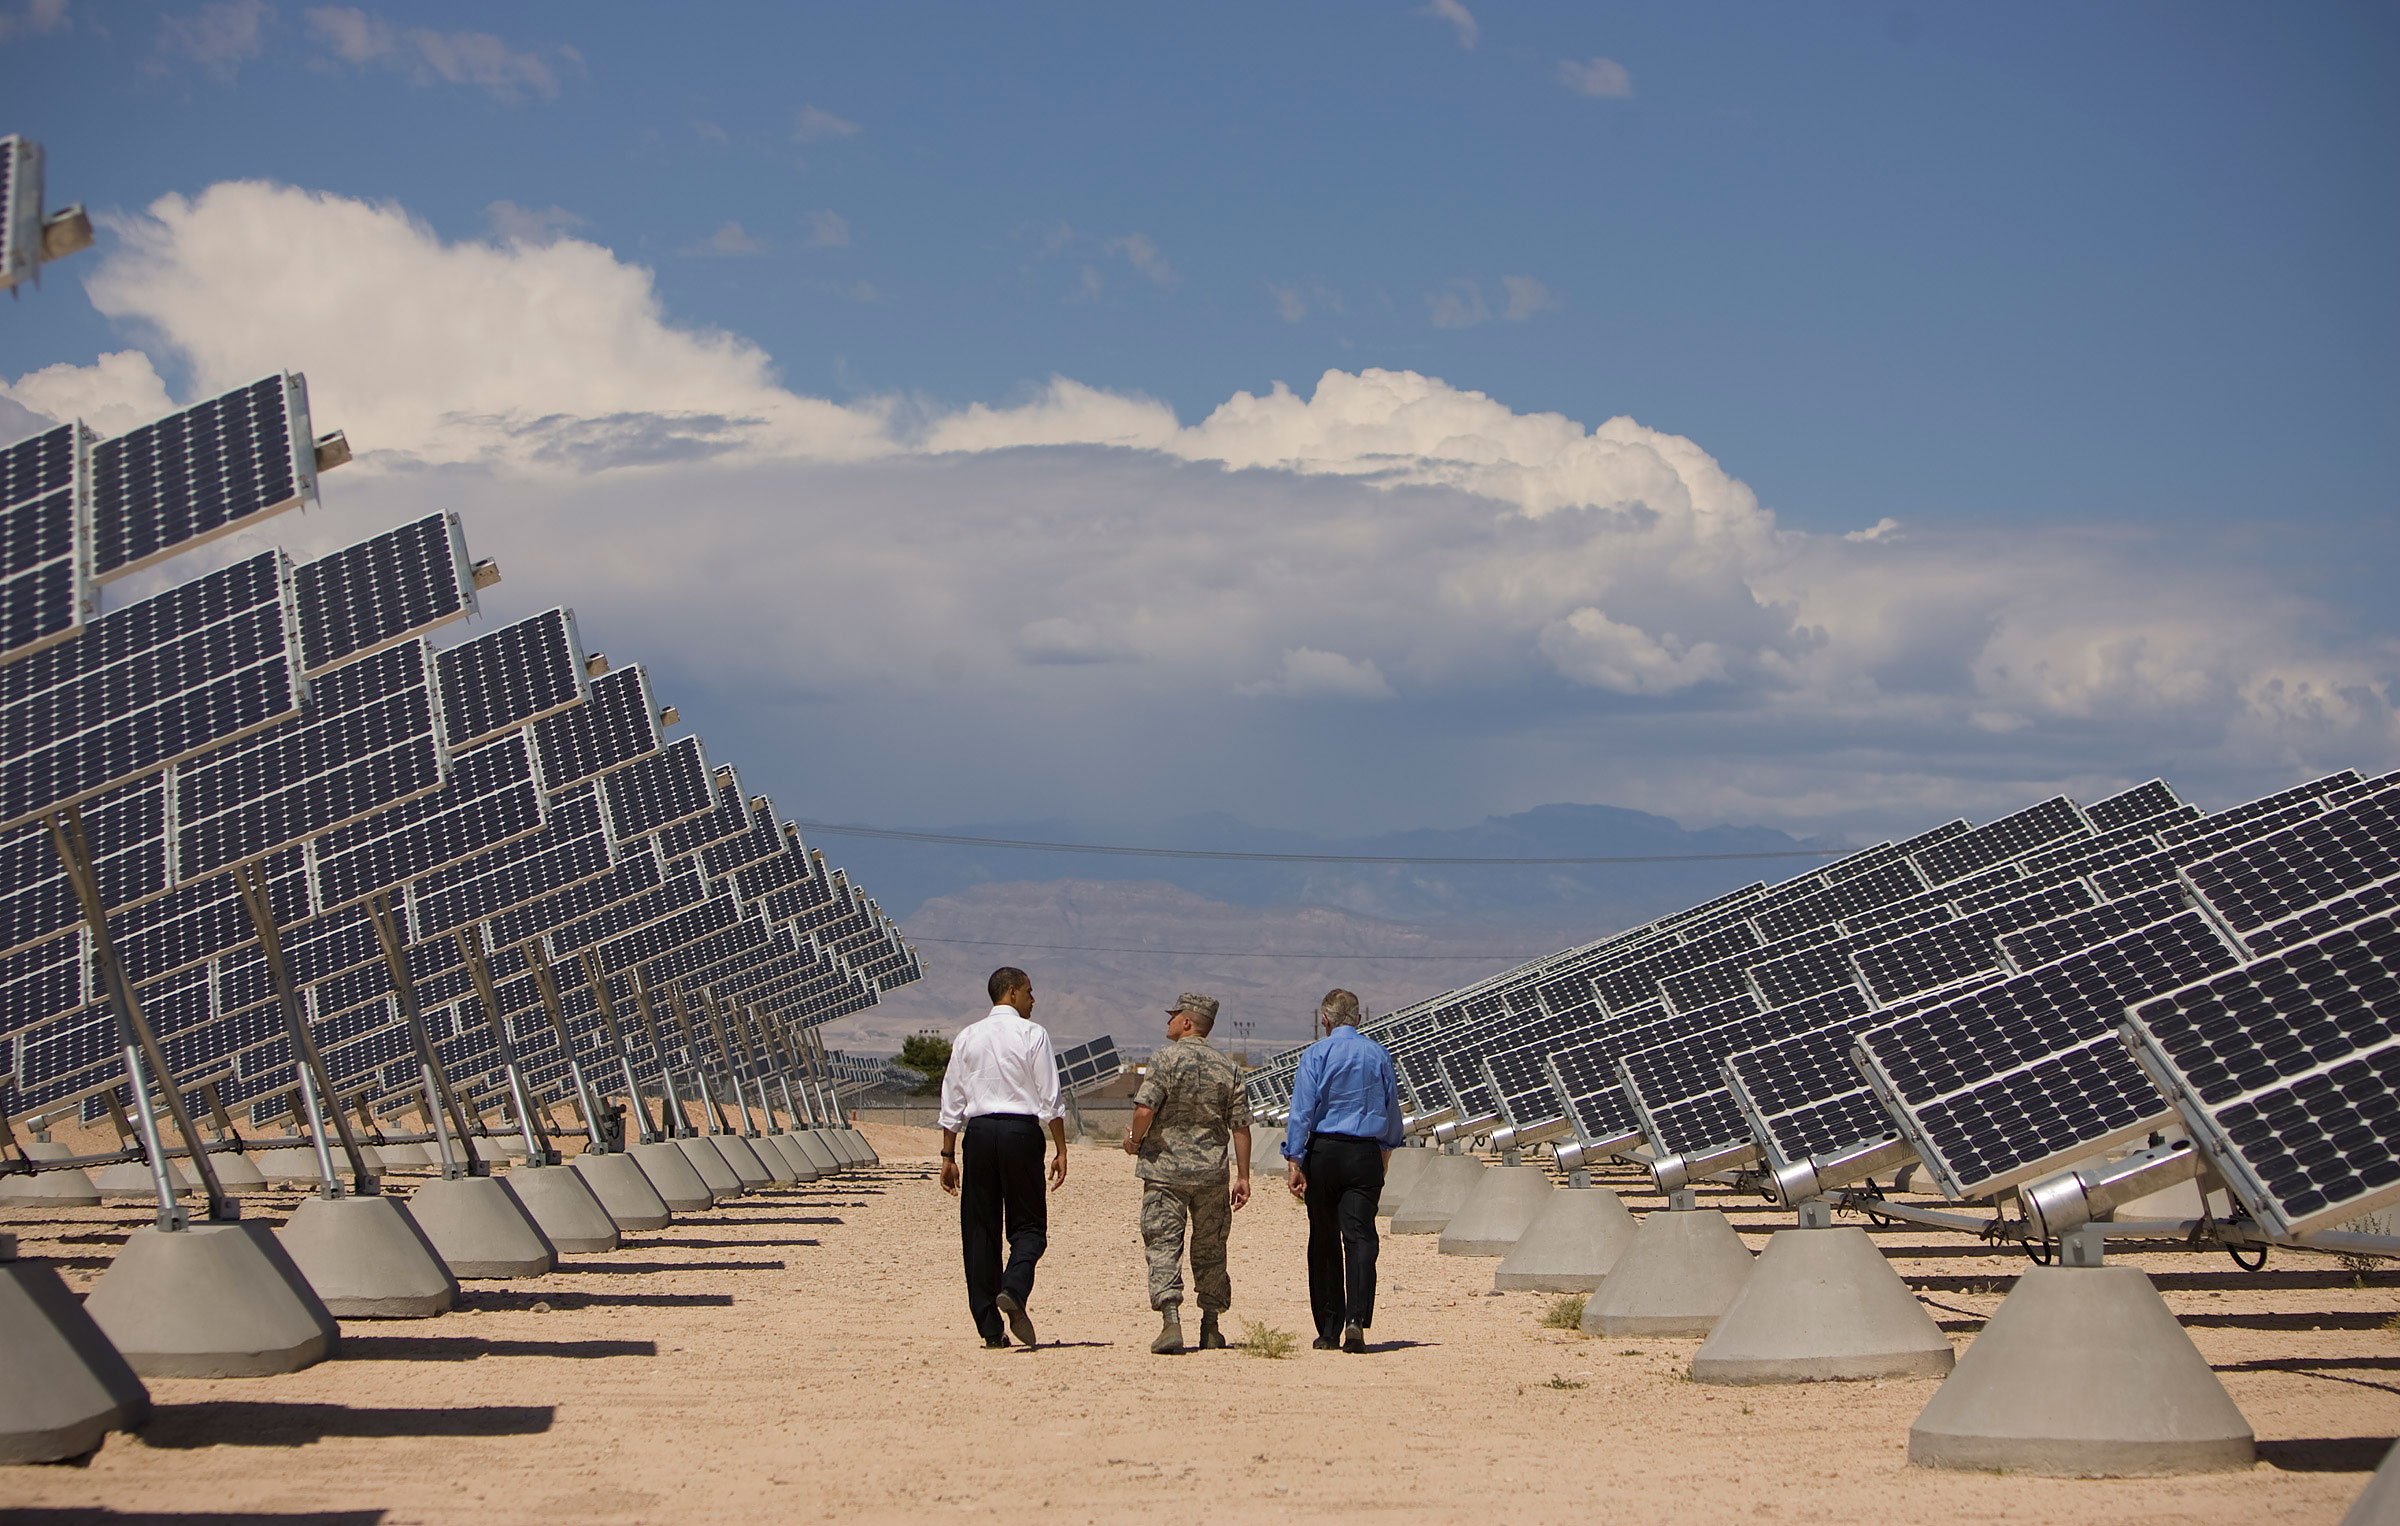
[434,607,587,750]
[2163,771,2362,844]
[2181,787,2400,944]
[1057,1035,1121,1092]
[531,664,660,791]
[2241,876,2400,958]
[1854,911,2240,1199]
[2086,779,2184,833]
[1754,861,1927,943]
[0,423,89,664]
[170,638,445,880]
[1913,797,2089,887]
[292,513,478,672]
[2124,911,2400,1237]
[600,734,715,840]
[0,773,167,957]
[309,729,545,911]
[1595,922,1759,1014]
[89,375,322,580]
[409,784,618,941]
[0,548,300,830]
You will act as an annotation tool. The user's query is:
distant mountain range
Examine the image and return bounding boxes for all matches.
[809,802,1846,926]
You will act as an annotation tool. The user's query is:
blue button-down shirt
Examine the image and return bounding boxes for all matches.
[1282,1025,1404,1159]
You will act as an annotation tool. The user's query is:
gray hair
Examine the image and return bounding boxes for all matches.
[1318,989,1362,1028]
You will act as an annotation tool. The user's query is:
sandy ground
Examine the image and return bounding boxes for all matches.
[2,1124,2395,1524]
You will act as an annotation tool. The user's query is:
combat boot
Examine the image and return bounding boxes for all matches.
[1151,1309,1185,1355]
[1198,1311,1226,1349]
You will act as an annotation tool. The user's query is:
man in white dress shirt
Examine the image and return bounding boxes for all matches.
[938,966,1070,1348]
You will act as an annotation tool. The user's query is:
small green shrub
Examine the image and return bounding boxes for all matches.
[1539,1294,1588,1330]
[1240,1319,1297,1359]
[1543,1374,1587,1390]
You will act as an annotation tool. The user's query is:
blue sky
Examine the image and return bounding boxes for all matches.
[4,1,2396,844]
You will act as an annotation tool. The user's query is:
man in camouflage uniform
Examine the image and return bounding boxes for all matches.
[1123,991,1253,1354]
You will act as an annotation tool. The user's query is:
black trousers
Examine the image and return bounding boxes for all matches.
[1303,1135,1385,1340]
[960,1113,1048,1340]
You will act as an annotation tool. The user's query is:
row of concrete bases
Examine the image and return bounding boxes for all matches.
[1,1119,879,1466]
[1255,1134,2393,1507]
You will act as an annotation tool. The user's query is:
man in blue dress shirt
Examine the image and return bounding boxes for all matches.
[1282,988,1405,1352]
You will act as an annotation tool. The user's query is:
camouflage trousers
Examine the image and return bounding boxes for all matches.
[1141,1178,1232,1312]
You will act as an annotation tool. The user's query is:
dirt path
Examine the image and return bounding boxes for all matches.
[2,1126,2393,1523]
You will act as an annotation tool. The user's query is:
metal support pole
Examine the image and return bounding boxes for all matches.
[578,951,656,1146]
[732,1005,795,1133]
[631,971,692,1137]
[234,860,372,1197]
[521,938,608,1153]
[664,983,738,1136]
[48,805,228,1228]
[453,927,549,1166]
[701,995,764,1137]
[367,892,481,1179]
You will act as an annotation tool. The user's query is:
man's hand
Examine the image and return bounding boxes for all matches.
[940,1158,960,1196]
[1121,1129,1141,1156]
[1230,1175,1251,1212]
[1048,1149,1068,1190]
[1286,1163,1306,1202]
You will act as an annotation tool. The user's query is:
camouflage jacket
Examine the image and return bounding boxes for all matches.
[1133,1036,1253,1184]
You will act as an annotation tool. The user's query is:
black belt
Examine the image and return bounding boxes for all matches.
[1310,1130,1381,1145]
[968,1112,1039,1124]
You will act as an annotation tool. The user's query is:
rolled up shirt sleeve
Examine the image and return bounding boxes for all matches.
[1031,1028,1064,1123]
[1377,1058,1405,1149]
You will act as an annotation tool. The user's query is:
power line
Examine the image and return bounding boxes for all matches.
[905,935,1552,961]
[794,820,1845,867]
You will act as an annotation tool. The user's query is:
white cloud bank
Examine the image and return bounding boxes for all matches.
[6,179,2392,830]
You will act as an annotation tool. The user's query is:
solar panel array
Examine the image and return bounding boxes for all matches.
[1245,769,2400,1247]
[0,373,923,1153]
[1057,1035,1122,1094]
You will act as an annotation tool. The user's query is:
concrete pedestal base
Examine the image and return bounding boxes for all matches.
[2,1259,150,1463]
[376,1143,433,1169]
[276,1194,458,1318]
[741,1137,798,1187]
[1690,1226,1953,1384]
[203,1151,270,1193]
[1581,1209,1755,1337]
[813,1129,857,1169]
[408,1175,555,1278]
[790,1133,842,1177]
[766,1135,822,1182]
[1908,1265,2254,1476]
[1377,1147,1432,1217]
[675,1137,745,1200]
[1439,1164,1555,1256]
[1,1142,100,1208]
[92,1160,191,1199]
[1389,1153,1486,1235]
[251,1146,325,1184]
[629,1141,715,1212]
[2341,1439,2400,1526]
[506,1165,621,1252]
[1493,1186,1637,1291]
[84,1223,338,1378]
[709,1134,775,1189]
[841,1128,877,1166]
[1253,1127,1287,1177]
[572,1152,673,1230]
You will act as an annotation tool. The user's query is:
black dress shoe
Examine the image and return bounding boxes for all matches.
[1342,1321,1366,1353]
[1311,1335,1338,1350]
[983,1335,1010,1349]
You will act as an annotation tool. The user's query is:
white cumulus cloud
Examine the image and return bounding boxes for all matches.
[4,177,2389,833]
[305,6,566,102]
